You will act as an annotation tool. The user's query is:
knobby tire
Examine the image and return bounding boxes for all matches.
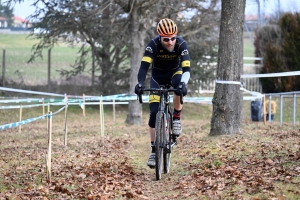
[163,110,172,173]
[155,111,164,180]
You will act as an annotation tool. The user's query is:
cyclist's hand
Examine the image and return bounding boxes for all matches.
[134,82,145,95]
[175,82,187,96]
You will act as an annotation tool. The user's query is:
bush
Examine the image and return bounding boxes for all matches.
[254,13,300,93]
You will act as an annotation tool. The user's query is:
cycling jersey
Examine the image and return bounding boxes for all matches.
[137,35,190,83]
[136,35,191,128]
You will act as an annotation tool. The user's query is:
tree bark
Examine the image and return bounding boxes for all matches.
[125,4,147,125]
[209,0,246,135]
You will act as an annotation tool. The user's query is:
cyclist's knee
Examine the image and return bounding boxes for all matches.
[149,102,158,128]
[148,114,156,128]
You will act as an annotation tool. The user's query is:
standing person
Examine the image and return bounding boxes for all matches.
[134,18,191,168]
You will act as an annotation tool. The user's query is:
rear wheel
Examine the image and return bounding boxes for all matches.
[163,112,172,173]
[155,112,164,180]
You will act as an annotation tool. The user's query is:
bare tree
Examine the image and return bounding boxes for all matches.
[123,0,221,124]
[6,0,222,125]
[112,0,160,125]
[5,0,131,95]
[210,0,246,135]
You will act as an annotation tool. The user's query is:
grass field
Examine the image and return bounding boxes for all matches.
[0,34,256,85]
[0,34,82,85]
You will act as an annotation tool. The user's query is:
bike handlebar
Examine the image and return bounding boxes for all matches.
[138,88,183,105]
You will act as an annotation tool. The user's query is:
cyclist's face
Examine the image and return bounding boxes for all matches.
[161,36,176,52]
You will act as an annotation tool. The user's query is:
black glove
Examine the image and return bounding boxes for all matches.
[134,82,145,95]
[175,82,187,96]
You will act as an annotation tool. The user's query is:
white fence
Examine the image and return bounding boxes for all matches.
[198,57,263,94]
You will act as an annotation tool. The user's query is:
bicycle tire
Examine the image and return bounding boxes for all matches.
[155,111,164,180]
[163,110,172,173]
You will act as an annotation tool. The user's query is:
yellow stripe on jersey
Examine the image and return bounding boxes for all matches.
[173,71,183,76]
[142,56,153,63]
[149,94,160,103]
[182,60,190,67]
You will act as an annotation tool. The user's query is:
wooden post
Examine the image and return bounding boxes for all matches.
[64,95,68,146]
[83,93,86,117]
[2,49,5,88]
[46,111,52,183]
[19,104,22,133]
[47,103,50,130]
[263,95,266,125]
[99,96,105,136]
[102,100,104,135]
[99,96,102,135]
[113,98,115,122]
[42,98,45,116]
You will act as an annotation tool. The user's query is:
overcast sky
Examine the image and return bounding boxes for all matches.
[246,0,300,15]
[12,0,300,19]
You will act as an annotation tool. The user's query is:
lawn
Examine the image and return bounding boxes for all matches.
[0,33,256,85]
[0,34,81,85]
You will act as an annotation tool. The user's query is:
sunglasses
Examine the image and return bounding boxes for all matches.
[161,36,176,42]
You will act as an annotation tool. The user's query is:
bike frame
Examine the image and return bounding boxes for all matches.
[157,86,172,152]
[139,85,178,147]
[138,85,182,180]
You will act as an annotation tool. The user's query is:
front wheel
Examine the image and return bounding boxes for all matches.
[163,112,172,173]
[155,112,164,180]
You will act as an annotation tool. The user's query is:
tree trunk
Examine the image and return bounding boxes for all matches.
[126,6,147,125]
[209,0,246,135]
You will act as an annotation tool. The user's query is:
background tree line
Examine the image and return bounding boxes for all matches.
[4,0,250,135]
[0,0,13,26]
[5,0,221,125]
[4,0,221,96]
[254,12,300,93]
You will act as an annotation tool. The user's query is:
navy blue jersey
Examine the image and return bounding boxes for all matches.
[137,35,190,83]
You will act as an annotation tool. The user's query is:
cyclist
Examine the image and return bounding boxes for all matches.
[134,18,191,168]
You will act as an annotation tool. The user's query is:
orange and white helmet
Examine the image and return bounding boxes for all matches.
[156,18,178,37]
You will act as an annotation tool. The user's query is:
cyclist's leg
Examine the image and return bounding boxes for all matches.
[147,77,160,167]
[171,70,183,136]
[173,95,183,111]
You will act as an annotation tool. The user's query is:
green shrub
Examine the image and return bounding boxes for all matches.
[254,13,300,93]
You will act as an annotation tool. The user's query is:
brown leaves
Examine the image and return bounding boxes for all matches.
[172,125,300,199]
[1,117,300,199]
[0,132,148,200]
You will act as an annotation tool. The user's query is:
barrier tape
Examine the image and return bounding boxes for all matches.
[215,80,241,85]
[0,106,66,131]
[0,86,65,97]
[0,104,43,109]
[241,71,300,78]
[0,98,43,104]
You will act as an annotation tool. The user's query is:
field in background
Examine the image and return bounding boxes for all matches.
[0,34,85,85]
[0,33,256,85]
[243,38,255,58]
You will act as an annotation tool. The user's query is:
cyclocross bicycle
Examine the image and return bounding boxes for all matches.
[138,84,183,180]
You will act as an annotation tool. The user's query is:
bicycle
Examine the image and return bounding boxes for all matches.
[138,84,183,180]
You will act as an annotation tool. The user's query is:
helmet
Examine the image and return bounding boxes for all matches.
[157,18,178,37]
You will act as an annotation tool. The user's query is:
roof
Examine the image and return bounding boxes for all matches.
[0,17,7,21]
[14,16,30,23]
[245,14,272,21]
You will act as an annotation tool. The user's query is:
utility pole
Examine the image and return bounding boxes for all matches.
[256,0,262,26]
[261,0,265,25]
[278,0,281,18]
